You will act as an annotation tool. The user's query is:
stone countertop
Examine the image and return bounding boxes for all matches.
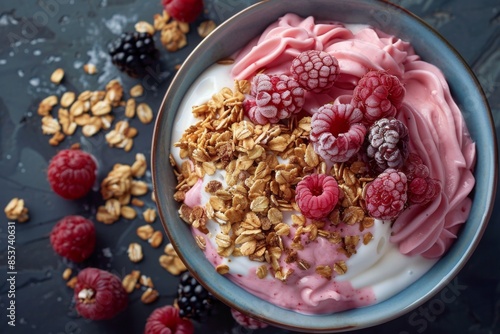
[0,0,499,333]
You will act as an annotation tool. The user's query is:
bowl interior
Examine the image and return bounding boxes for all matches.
[152,0,497,331]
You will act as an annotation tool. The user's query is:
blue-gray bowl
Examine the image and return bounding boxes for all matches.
[152,0,497,331]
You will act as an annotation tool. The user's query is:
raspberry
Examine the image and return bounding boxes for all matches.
[231,308,268,330]
[145,305,194,334]
[108,31,160,78]
[162,0,204,23]
[245,73,305,124]
[352,70,405,124]
[295,173,339,219]
[47,148,97,200]
[364,168,408,220]
[50,215,95,263]
[366,118,409,171]
[403,153,442,205]
[176,271,216,321]
[310,103,366,162]
[290,50,340,93]
[74,268,128,320]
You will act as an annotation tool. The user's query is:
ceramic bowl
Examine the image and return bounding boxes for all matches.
[152,0,497,331]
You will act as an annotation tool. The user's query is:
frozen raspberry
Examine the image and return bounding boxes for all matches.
[290,50,340,93]
[295,173,339,219]
[364,168,407,220]
[310,103,366,162]
[162,0,204,23]
[74,268,128,320]
[50,215,95,263]
[145,305,194,334]
[366,118,409,171]
[352,70,405,124]
[231,308,268,330]
[403,153,442,205]
[47,148,97,200]
[245,73,305,124]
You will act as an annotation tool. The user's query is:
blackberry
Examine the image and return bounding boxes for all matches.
[366,118,409,171]
[108,31,159,78]
[176,271,216,321]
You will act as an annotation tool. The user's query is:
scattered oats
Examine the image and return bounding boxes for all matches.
[38,95,58,116]
[141,288,159,304]
[137,103,154,124]
[125,98,136,118]
[122,271,140,293]
[50,68,64,84]
[83,63,97,75]
[4,198,29,223]
[128,242,143,263]
[137,224,154,240]
[135,21,155,35]
[159,243,187,275]
[195,235,206,250]
[129,84,144,97]
[120,205,137,219]
[149,230,163,248]
[143,208,157,223]
[315,265,333,280]
[62,268,72,281]
[216,58,234,65]
[131,198,145,207]
[197,20,216,38]
[66,276,78,289]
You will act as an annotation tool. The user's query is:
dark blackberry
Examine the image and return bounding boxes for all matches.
[176,271,216,321]
[366,117,409,171]
[108,31,159,78]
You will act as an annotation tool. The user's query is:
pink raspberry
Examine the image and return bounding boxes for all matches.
[403,153,442,205]
[295,173,339,219]
[231,308,268,330]
[310,103,366,163]
[364,168,408,220]
[290,50,340,93]
[145,305,194,334]
[50,215,96,263]
[352,70,405,124]
[244,73,305,124]
[74,268,128,320]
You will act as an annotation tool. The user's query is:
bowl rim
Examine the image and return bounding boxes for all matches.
[152,0,497,332]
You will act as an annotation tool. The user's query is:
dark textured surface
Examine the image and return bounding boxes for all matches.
[0,0,499,333]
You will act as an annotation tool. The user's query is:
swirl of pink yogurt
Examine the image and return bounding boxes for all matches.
[231,14,476,259]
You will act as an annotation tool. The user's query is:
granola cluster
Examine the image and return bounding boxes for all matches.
[173,75,377,282]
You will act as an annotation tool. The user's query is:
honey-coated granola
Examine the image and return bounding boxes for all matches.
[173,77,377,282]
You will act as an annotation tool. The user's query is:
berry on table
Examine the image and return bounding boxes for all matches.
[364,168,407,220]
[162,0,204,23]
[366,118,409,171]
[403,153,441,205]
[50,215,95,263]
[108,31,160,78]
[231,308,268,329]
[351,70,405,125]
[244,73,305,124]
[295,173,339,220]
[145,305,194,334]
[310,103,366,163]
[47,148,97,200]
[74,268,128,320]
[290,50,340,93]
[176,271,216,321]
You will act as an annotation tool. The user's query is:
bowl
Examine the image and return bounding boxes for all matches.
[151,0,497,331]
